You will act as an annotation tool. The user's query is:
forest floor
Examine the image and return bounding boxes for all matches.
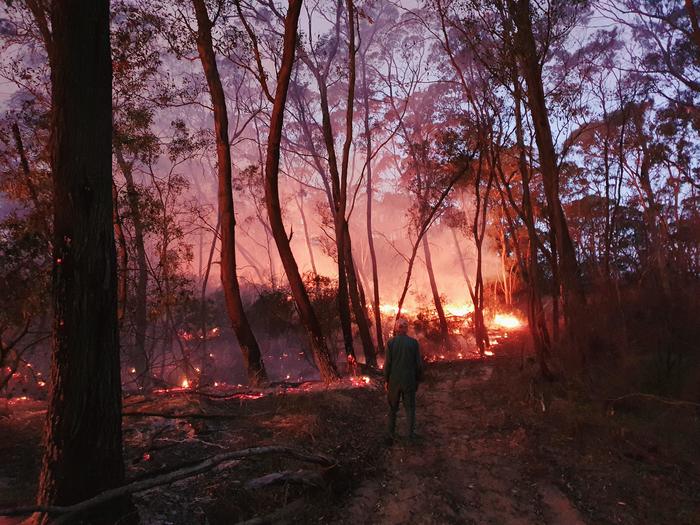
[1,335,700,524]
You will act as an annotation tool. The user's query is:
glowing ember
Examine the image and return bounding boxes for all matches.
[142,453,151,461]
[350,375,372,387]
[493,313,522,329]
[484,350,495,357]
[8,396,29,405]
[130,367,136,374]
[181,379,190,389]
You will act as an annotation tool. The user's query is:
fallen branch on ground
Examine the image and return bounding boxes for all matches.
[244,469,324,490]
[0,445,336,522]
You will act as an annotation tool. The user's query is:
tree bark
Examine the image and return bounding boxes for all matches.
[263,0,340,382]
[193,0,267,385]
[37,1,133,522]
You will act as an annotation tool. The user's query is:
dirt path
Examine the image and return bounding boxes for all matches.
[336,361,587,525]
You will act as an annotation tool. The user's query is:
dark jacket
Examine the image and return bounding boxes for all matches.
[384,334,423,391]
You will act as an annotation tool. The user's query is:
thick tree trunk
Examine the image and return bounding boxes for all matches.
[193,0,267,385]
[512,0,586,344]
[344,228,377,366]
[37,1,132,522]
[263,0,339,382]
[422,234,450,348]
[114,147,151,389]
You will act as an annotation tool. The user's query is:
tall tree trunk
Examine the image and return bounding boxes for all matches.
[315,77,354,359]
[193,0,267,385]
[638,147,672,298]
[344,227,377,366]
[199,220,219,385]
[360,52,384,354]
[512,0,586,345]
[114,147,151,389]
[511,76,553,377]
[451,227,476,303]
[37,1,133,521]
[263,0,339,382]
[422,234,450,348]
[470,154,493,357]
[299,0,359,361]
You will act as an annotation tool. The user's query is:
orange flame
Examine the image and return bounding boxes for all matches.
[493,313,522,329]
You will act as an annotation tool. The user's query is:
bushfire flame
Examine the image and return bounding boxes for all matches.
[444,303,474,317]
[493,313,522,329]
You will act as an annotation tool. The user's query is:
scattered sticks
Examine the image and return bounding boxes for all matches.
[0,445,336,522]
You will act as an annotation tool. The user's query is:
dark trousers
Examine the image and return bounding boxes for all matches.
[387,386,416,437]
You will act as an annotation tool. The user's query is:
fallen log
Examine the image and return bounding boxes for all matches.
[0,445,336,522]
[244,469,324,490]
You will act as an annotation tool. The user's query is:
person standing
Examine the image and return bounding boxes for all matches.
[384,317,423,442]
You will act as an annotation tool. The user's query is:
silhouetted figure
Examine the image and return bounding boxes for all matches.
[384,317,423,442]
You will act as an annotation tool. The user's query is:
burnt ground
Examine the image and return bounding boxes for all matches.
[2,338,700,525]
